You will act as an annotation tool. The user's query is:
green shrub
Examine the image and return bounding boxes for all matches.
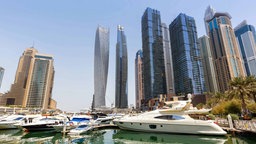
[228,113,239,120]
[207,114,215,120]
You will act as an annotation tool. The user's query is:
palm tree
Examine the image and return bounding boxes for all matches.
[245,76,256,103]
[228,76,250,115]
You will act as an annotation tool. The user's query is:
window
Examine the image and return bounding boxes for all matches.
[155,115,185,120]
[149,125,157,129]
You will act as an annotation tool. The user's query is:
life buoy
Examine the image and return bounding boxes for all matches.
[69,122,74,126]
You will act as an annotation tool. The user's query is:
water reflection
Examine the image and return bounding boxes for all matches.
[112,130,227,144]
[0,129,253,144]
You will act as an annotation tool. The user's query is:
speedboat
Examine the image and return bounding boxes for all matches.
[52,115,92,132]
[0,115,26,129]
[21,116,63,131]
[68,123,93,136]
[114,99,227,136]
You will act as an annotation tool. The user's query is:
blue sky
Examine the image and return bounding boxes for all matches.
[0,0,255,112]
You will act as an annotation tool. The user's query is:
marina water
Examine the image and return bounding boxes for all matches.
[0,129,255,144]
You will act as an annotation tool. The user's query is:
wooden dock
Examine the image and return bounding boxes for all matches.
[216,118,256,135]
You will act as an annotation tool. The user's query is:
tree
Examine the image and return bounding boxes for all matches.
[206,92,227,108]
[228,76,251,115]
[246,75,256,103]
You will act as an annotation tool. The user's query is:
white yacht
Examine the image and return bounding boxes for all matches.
[52,115,92,132]
[68,123,93,136]
[0,115,26,129]
[114,99,227,136]
[21,116,64,131]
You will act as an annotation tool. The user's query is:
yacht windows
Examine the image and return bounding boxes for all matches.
[149,125,157,129]
[154,115,185,120]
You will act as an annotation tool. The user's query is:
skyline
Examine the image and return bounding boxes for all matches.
[0,1,255,112]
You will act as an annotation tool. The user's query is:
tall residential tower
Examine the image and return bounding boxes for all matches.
[115,25,128,108]
[135,50,144,110]
[162,23,175,94]
[0,67,4,89]
[0,48,56,109]
[141,7,166,101]
[205,7,245,92]
[94,26,109,108]
[235,20,256,76]
[198,35,218,92]
[169,13,205,95]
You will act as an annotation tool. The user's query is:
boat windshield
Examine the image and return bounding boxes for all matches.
[71,118,90,122]
[77,125,88,128]
[14,117,24,120]
[155,115,185,120]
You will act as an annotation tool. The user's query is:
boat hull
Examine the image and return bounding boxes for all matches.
[115,120,227,136]
[22,124,55,131]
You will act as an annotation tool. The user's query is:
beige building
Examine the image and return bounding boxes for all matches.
[205,8,245,92]
[135,50,144,110]
[0,47,56,110]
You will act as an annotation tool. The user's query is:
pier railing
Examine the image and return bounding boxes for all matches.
[215,118,256,133]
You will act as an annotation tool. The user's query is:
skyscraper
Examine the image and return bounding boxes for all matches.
[141,7,166,101]
[0,67,4,89]
[24,54,55,109]
[205,7,245,92]
[135,50,144,110]
[115,25,128,108]
[169,13,205,95]
[235,20,256,76]
[198,35,218,92]
[161,23,175,94]
[0,47,56,109]
[94,26,109,108]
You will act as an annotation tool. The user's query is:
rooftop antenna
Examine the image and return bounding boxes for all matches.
[31,41,35,48]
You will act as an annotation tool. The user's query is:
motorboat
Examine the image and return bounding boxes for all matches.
[52,115,92,132]
[93,116,114,126]
[68,123,93,136]
[114,99,227,136]
[0,115,26,129]
[21,116,64,131]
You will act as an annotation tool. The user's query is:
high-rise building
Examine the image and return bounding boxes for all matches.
[198,35,218,92]
[94,26,109,108]
[169,13,205,95]
[161,23,175,94]
[24,54,55,109]
[141,7,166,101]
[235,20,256,76]
[205,7,245,92]
[0,48,56,109]
[204,6,216,35]
[0,67,4,89]
[115,25,128,108]
[135,50,144,110]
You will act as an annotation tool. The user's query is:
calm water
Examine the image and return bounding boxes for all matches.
[0,129,255,144]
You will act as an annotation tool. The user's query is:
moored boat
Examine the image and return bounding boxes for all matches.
[114,99,227,136]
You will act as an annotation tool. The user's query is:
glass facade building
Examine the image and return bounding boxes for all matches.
[0,48,56,109]
[162,23,175,94]
[0,67,4,89]
[235,20,256,76]
[94,26,109,108]
[141,7,166,101]
[169,13,205,95]
[205,9,245,92]
[198,35,218,92]
[115,25,128,108]
[135,50,144,110]
[26,54,54,109]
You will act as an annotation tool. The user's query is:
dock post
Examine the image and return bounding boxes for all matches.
[227,114,235,136]
[63,118,67,136]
